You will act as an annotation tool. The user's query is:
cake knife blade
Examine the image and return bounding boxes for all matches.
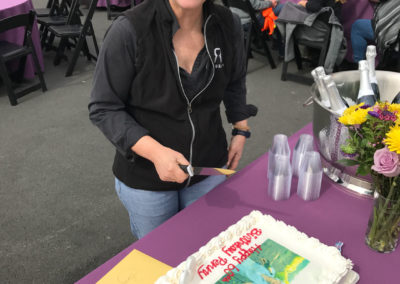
[179,164,236,177]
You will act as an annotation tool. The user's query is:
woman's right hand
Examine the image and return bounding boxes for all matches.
[150,146,190,183]
[298,0,308,7]
[131,136,189,183]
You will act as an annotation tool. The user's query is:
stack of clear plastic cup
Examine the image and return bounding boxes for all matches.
[297,151,323,201]
[268,154,292,201]
[268,134,291,180]
[292,134,314,177]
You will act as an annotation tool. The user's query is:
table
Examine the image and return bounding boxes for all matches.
[0,0,45,79]
[76,123,399,284]
[97,0,131,8]
[280,0,374,62]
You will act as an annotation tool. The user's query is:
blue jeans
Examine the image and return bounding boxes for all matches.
[351,19,374,62]
[115,175,226,239]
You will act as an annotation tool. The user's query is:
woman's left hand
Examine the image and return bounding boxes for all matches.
[227,135,246,170]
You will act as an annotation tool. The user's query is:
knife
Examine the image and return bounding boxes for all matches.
[179,164,236,177]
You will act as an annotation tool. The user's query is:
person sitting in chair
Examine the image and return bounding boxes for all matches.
[296,0,345,42]
[276,0,347,73]
[229,0,284,57]
[229,0,283,27]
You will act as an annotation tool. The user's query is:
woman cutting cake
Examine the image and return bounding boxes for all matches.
[89,0,257,239]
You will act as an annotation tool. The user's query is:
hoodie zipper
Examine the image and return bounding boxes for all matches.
[173,15,215,187]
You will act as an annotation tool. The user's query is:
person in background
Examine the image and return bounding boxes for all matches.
[275,0,347,72]
[229,0,283,26]
[350,0,400,66]
[89,0,257,239]
[229,0,284,58]
[350,0,381,63]
[298,0,344,22]
[295,0,346,52]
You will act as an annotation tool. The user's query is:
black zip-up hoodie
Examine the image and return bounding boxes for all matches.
[89,0,257,191]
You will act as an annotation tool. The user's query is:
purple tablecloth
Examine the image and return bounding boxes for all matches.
[97,0,131,7]
[279,0,374,62]
[0,0,45,79]
[76,123,399,284]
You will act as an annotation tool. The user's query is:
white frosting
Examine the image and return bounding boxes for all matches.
[156,211,353,284]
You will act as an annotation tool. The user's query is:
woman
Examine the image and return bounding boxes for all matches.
[89,0,256,239]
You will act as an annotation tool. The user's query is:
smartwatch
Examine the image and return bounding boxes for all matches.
[232,128,251,138]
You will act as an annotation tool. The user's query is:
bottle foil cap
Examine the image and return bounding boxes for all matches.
[366,45,377,57]
[314,66,326,77]
[358,60,369,71]
[322,74,334,87]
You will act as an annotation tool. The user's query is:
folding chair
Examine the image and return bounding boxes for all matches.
[0,11,47,106]
[281,20,332,84]
[227,0,276,69]
[48,0,99,76]
[38,0,81,50]
[35,0,57,17]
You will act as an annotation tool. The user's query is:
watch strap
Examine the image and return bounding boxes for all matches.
[232,128,251,138]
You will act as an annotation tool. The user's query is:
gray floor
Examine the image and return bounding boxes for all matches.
[1,1,312,283]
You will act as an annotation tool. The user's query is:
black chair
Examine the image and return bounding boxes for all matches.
[280,20,332,84]
[35,0,56,17]
[0,11,47,106]
[48,0,99,76]
[227,0,276,70]
[37,0,78,49]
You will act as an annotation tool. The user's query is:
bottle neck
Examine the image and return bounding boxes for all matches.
[316,76,330,107]
[359,68,374,97]
[326,83,346,114]
[366,55,377,82]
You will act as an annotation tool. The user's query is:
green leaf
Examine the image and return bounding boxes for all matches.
[361,139,369,148]
[338,159,360,166]
[356,163,371,176]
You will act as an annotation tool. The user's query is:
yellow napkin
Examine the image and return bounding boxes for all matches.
[97,249,172,284]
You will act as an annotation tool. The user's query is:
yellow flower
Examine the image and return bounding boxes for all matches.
[338,103,370,125]
[385,125,400,154]
[388,103,400,113]
[388,103,400,123]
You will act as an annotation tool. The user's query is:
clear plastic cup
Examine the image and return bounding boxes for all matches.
[292,134,314,176]
[268,134,290,179]
[297,151,323,201]
[268,154,292,201]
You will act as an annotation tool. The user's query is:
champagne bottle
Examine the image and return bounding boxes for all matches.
[311,67,330,108]
[323,75,347,116]
[357,60,377,106]
[366,46,380,100]
[392,92,400,104]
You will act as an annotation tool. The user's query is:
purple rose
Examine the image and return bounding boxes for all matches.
[371,148,400,177]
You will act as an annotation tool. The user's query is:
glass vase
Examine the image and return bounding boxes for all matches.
[365,192,400,253]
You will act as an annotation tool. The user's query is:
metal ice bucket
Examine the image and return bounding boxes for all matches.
[311,70,400,197]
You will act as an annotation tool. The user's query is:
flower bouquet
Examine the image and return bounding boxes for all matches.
[338,102,400,253]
